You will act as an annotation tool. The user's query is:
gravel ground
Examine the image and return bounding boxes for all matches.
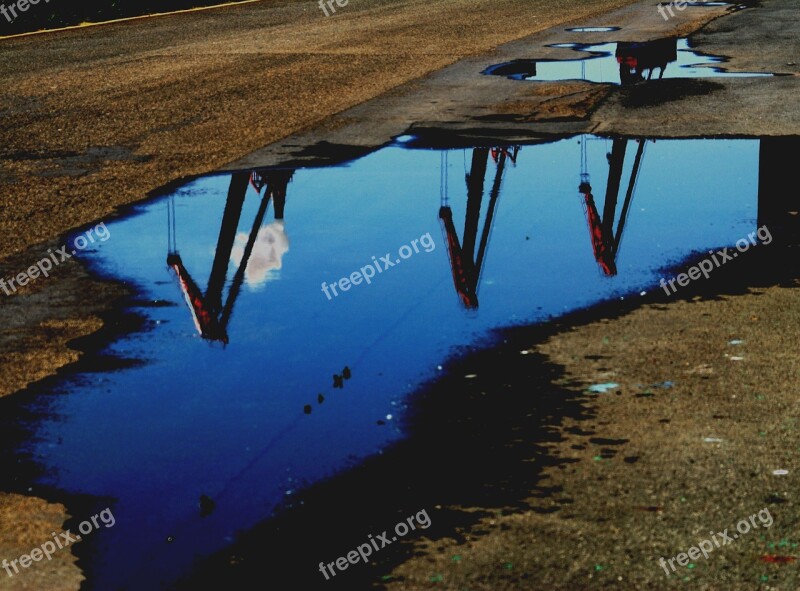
[389,283,800,590]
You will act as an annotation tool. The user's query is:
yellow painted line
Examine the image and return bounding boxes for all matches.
[0,0,265,41]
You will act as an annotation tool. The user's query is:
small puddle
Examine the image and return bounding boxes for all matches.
[566,26,621,33]
[658,1,731,6]
[484,37,773,84]
[9,134,799,589]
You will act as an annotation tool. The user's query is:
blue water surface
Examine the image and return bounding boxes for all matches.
[23,136,760,589]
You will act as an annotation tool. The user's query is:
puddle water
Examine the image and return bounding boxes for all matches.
[12,135,787,589]
[484,37,773,84]
[659,1,732,6]
[566,26,621,33]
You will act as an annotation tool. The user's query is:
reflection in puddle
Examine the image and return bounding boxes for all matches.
[17,135,799,589]
[484,38,773,84]
[166,171,293,343]
[440,146,518,308]
[579,137,644,276]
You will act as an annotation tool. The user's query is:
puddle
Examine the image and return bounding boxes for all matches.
[659,1,731,6]
[566,26,621,32]
[484,37,773,84]
[10,135,795,589]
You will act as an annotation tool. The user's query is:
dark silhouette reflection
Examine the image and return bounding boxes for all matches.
[616,38,678,84]
[484,37,772,86]
[439,147,519,308]
[167,170,294,343]
[758,137,800,246]
[579,137,646,276]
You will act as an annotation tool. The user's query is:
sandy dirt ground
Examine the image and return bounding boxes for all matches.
[388,283,800,590]
[0,495,83,591]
